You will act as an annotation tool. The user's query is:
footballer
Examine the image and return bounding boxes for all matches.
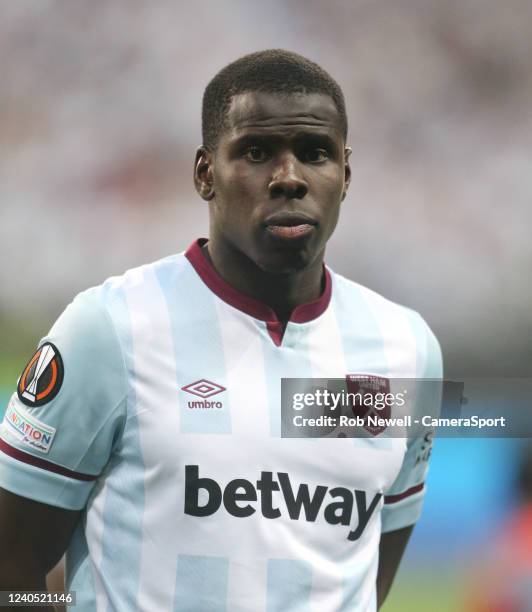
[0,50,442,611]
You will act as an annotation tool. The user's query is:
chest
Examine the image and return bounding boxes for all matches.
[121,306,407,500]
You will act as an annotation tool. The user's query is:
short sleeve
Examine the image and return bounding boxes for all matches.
[380,314,443,533]
[0,288,127,510]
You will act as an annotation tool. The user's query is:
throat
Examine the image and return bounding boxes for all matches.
[201,242,325,323]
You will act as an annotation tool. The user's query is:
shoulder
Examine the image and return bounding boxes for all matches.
[46,250,194,374]
[42,251,185,384]
[331,268,414,320]
[93,250,189,305]
[330,268,442,377]
[63,250,189,327]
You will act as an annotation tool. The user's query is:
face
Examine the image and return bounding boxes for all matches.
[194,91,351,274]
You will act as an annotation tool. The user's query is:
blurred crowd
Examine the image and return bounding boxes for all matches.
[1,0,531,376]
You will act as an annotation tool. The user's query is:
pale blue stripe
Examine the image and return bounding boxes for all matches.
[331,274,391,605]
[405,310,443,378]
[98,282,145,611]
[174,554,229,611]
[332,275,392,454]
[267,559,312,612]
[331,275,388,376]
[405,309,443,428]
[154,255,231,434]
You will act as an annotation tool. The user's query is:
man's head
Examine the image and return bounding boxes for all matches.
[194,49,351,275]
[201,49,348,150]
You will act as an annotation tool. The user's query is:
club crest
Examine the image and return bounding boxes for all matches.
[346,374,391,436]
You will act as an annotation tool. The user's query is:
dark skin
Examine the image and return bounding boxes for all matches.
[195,91,350,324]
[0,91,411,610]
[377,524,414,608]
[194,90,414,605]
[0,488,79,611]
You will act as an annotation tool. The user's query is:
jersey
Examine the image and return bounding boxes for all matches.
[0,238,442,611]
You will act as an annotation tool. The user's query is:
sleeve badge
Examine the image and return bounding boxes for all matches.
[17,342,64,407]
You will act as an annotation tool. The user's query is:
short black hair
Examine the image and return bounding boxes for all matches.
[202,49,347,150]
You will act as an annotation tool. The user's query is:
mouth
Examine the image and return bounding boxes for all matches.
[264,212,317,241]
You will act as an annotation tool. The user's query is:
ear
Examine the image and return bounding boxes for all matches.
[341,146,352,202]
[194,146,215,201]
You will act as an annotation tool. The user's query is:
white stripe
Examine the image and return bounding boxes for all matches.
[85,481,110,611]
[215,300,270,437]
[215,300,269,610]
[226,557,267,612]
[298,305,346,608]
[309,560,344,612]
[306,305,347,378]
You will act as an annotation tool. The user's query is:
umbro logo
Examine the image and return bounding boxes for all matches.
[181,379,226,409]
[182,379,225,398]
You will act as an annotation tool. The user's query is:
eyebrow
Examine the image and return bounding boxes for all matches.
[229,131,339,148]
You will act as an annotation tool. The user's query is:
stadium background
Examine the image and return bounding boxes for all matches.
[1,2,531,610]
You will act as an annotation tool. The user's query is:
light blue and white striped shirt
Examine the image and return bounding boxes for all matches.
[0,239,442,611]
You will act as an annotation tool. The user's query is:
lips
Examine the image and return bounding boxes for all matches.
[264,212,317,241]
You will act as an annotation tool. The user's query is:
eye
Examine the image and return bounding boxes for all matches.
[244,145,268,162]
[304,148,329,163]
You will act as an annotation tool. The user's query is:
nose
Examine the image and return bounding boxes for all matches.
[268,154,308,200]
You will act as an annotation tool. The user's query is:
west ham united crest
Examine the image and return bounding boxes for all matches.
[346,374,391,436]
[17,342,64,407]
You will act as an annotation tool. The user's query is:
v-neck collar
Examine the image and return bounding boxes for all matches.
[185,238,332,346]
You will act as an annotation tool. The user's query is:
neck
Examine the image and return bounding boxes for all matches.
[204,238,325,324]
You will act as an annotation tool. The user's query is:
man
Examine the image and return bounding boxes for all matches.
[0,49,442,611]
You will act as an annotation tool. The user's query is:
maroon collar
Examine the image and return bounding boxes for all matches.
[185,238,332,330]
